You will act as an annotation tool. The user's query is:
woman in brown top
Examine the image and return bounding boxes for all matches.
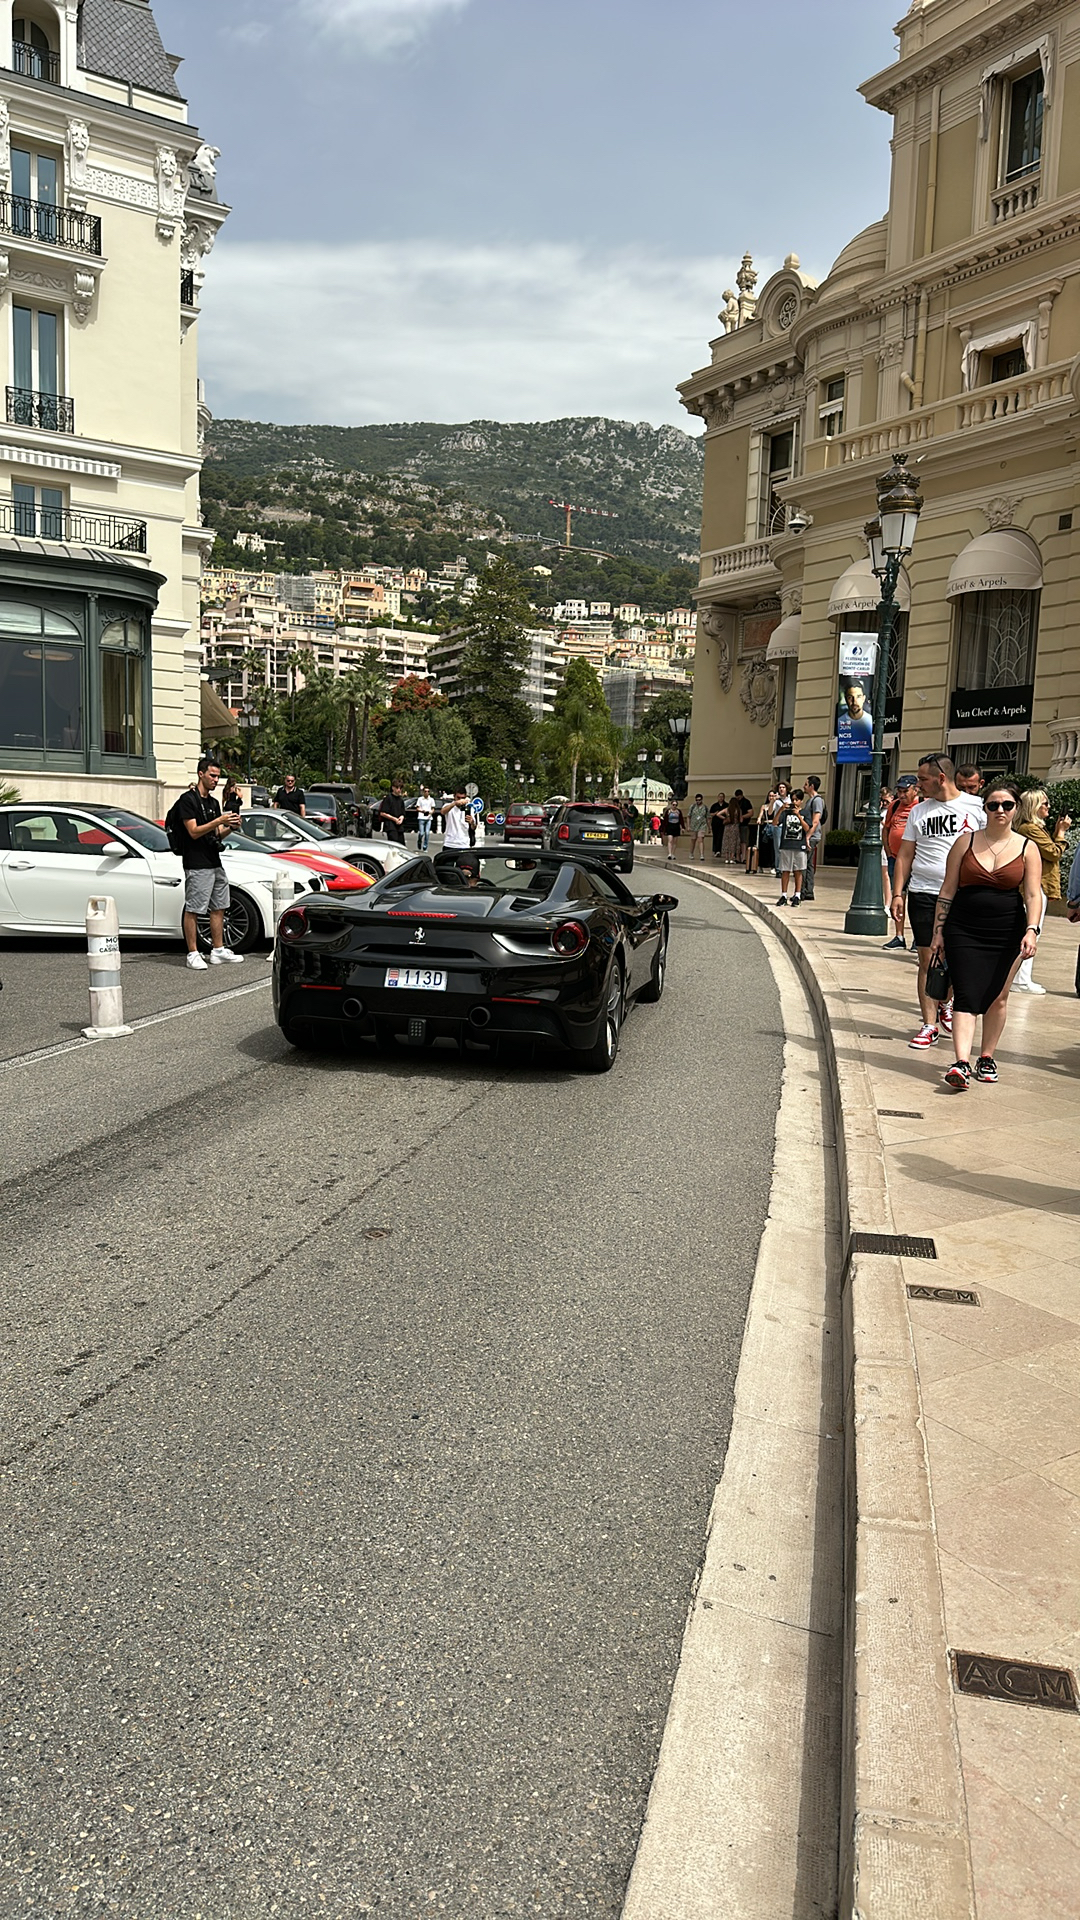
[1013,788,1072,993]
[928,780,1042,1090]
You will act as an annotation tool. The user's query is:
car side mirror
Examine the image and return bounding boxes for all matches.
[650,892,678,910]
[102,840,134,858]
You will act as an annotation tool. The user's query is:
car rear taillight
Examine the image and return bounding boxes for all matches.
[556,823,570,841]
[279,907,308,941]
[621,827,632,843]
[552,919,589,957]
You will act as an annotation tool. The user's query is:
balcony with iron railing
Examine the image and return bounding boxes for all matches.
[0,192,102,255]
[181,269,196,307]
[11,38,60,84]
[6,386,74,433]
[1,499,147,553]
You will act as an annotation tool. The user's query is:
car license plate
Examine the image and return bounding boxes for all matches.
[582,831,609,840]
[384,967,447,991]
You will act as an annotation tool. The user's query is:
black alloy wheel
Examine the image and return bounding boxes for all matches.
[579,959,624,1073]
[638,919,668,1003]
[195,888,263,953]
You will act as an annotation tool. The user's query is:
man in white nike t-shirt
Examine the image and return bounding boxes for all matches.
[891,753,986,1048]
[442,791,472,851]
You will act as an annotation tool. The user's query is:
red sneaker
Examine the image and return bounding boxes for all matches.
[938,1002,953,1033]
[908,1024,940,1049]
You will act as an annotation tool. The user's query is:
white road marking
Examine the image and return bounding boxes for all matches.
[0,977,272,1074]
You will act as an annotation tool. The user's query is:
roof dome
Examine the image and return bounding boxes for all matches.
[822,219,888,291]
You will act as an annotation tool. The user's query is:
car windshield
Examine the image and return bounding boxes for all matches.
[91,807,171,852]
[431,854,560,897]
[295,816,332,838]
[567,808,619,827]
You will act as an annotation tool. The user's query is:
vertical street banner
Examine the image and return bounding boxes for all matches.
[837,633,878,765]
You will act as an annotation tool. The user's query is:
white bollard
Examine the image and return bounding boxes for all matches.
[84,896,133,1038]
[272,868,295,928]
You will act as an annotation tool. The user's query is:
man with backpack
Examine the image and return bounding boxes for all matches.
[166,756,244,971]
[800,774,827,900]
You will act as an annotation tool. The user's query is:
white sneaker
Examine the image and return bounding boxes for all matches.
[1011,980,1046,994]
[185,951,209,971]
[209,947,244,965]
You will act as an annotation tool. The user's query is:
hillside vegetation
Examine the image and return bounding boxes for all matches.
[204,415,704,565]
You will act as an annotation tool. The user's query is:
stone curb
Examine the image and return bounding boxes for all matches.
[661,861,976,1920]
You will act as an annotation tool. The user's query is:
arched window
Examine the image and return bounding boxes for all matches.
[12,14,59,83]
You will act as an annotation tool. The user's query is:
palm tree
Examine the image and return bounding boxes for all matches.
[341,649,387,779]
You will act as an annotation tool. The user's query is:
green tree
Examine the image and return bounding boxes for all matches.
[340,649,388,778]
[625,684,693,790]
[537,656,622,800]
[456,557,534,760]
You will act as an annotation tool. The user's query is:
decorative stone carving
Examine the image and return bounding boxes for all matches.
[156,147,185,240]
[703,390,733,429]
[197,398,213,454]
[740,656,777,727]
[188,143,221,197]
[736,252,758,328]
[86,165,158,210]
[0,98,10,192]
[72,269,95,324]
[65,120,90,208]
[700,604,733,692]
[719,289,740,333]
[781,584,803,618]
[777,293,799,330]
[984,494,1021,530]
[181,218,217,287]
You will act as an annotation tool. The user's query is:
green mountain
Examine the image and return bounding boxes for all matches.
[204,415,704,564]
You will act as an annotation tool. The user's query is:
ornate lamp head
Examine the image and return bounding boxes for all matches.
[876,451,923,558]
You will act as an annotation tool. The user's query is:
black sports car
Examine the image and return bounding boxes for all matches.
[273,847,677,1071]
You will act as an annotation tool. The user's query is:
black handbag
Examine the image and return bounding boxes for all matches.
[925,957,951,1003]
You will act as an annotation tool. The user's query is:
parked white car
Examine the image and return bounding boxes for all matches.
[0,803,322,950]
[238,808,414,878]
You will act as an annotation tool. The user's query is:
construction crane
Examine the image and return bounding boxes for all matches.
[547,498,618,549]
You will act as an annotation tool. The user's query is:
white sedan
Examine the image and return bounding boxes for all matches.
[0,803,322,950]
[238,808,414,878]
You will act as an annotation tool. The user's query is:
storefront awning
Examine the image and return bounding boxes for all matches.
[765,613,800,662]
[946,529,1043,598]
[827,556,910,619]
[200,679,239,740]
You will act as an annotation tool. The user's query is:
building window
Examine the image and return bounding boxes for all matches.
[101,618,145,756]
[1004,67,1044,183]
[10,302,68,429]
[10,145,59,241]
[0,599,83,753]
[989,346,1026,383]
[11,16,59,83]
[819,376,845,439]
[761,427,795,535]
[955,589,1038,689]
[12,482,64,539]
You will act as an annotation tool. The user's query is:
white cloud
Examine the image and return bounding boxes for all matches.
[301,0,471,55]
[199,240,757,431]
[221,20,271,46]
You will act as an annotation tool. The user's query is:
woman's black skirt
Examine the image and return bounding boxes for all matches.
[943,884,1026,1015]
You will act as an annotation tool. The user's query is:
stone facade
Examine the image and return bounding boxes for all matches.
[680,0,1080,822]
[0,0,226,811]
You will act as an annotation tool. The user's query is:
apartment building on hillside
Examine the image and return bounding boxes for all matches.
[0,0,226,808]
[680,0,1080,820]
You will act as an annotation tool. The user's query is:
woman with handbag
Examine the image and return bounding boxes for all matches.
[927,780,1043,1091]
[1013,788,1071,993]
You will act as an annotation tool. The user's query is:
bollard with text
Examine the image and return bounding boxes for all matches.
[272,869,295,929]
[84,896,133,1038]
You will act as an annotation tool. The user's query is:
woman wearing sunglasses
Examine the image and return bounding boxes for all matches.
[927,780,1043,1090]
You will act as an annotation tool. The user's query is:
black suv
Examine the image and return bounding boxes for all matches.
[544,802,634,873]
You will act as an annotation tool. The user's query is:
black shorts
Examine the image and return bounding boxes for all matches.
[907,891,938,950]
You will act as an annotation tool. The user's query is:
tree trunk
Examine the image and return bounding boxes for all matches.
[359,695,371,773]
[570,756,579,802]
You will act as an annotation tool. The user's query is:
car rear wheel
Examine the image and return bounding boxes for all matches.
[196,888,263,953]
[638,918,668,1003]
[579,959,624,1073]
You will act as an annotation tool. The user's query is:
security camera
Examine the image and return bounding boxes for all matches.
[787,509,811,536]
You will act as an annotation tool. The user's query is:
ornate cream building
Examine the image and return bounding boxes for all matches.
[681,0,1080,824]
[0,0,226,809]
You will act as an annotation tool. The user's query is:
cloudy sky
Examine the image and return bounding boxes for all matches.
[154,0,896,431]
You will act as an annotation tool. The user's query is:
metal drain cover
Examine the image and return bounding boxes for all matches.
[953,1651,1078,1713]
[849,1232,937,1260]
[907,1284,980,1306]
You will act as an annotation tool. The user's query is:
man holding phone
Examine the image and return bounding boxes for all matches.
[176,755,244,970]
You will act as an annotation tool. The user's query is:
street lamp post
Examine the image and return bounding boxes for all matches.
[668,713,690,800]
[844,452,924,936]
[236,704,258,785]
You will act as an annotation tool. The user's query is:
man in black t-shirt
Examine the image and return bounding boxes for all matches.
[275,775,306,816]
[379,781,407,845]
[177,756,243,971]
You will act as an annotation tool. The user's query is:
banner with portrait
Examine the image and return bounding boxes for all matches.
[837,633,878,765]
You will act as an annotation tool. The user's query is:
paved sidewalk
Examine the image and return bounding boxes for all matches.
[655,851,1080,1919]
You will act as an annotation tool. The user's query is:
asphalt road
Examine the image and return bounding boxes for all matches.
[0,872,783,1918]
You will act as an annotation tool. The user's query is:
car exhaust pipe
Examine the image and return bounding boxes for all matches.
[342,997,365,1020]
[468,1005,491,1029]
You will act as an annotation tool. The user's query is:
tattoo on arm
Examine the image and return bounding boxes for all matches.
[933,897,953,935]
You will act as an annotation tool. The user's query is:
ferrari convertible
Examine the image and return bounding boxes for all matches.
[273,847,678,1071]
